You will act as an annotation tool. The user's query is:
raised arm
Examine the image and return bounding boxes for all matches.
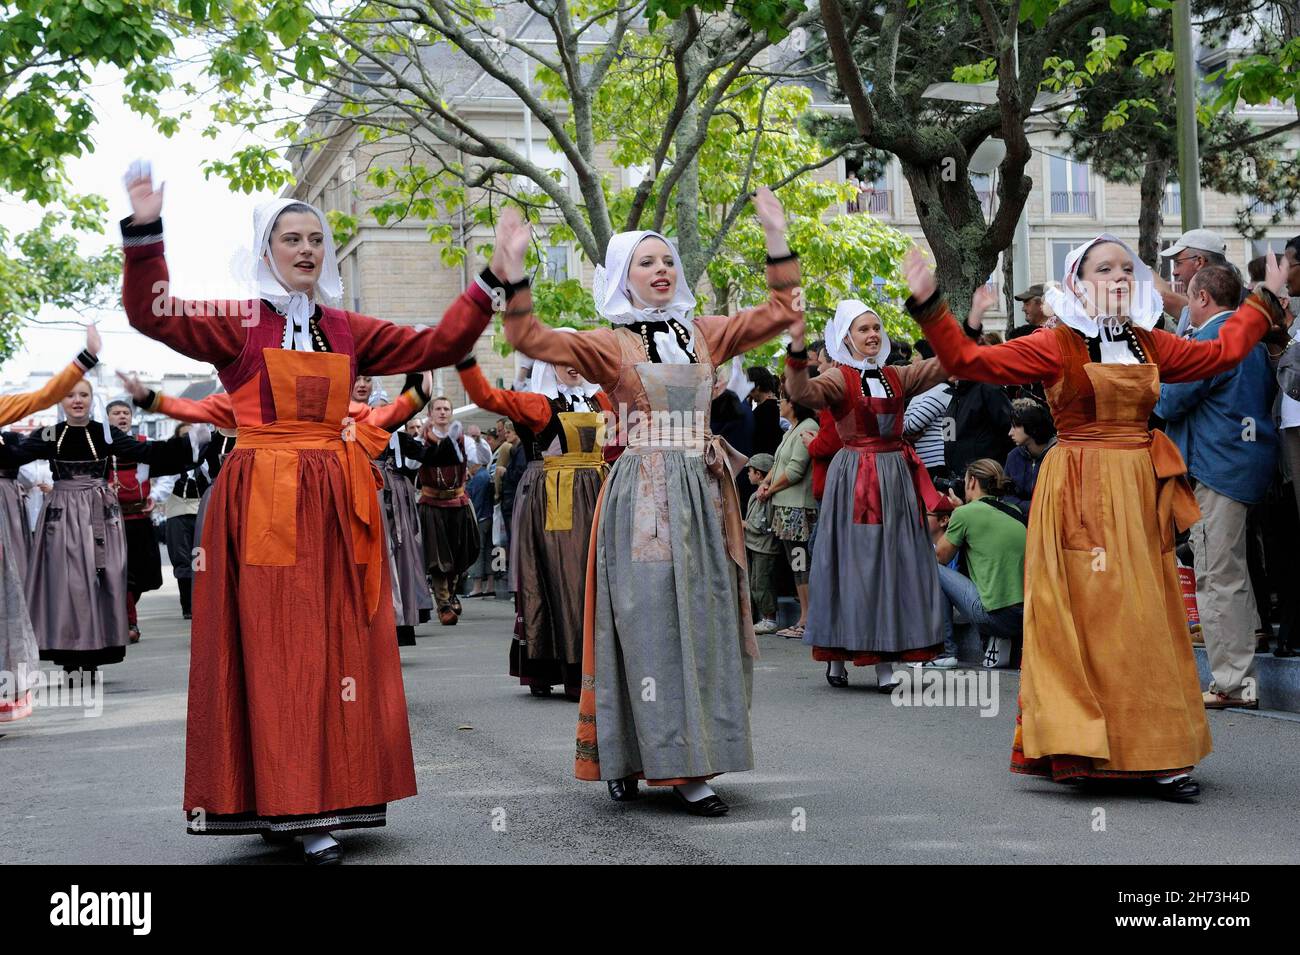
[358,374,431,432]
[455,356,552,432]
[1151,291,1283,383]
[697,187,802,364]
[894,356,949,400]
[120,371,237,429]
[902,247,1064,387]
[349,277,494,375]
[502,291,622,389]
[121,167,245,364]
[0,335,98,426]
[783,354,846,410]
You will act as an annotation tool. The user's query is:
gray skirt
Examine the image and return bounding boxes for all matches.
[803,447,944,654]
[0,507,39,716]
[381,461,432,627]
[28,475,129,667]
[0,478,30,569]
[591,447,754,781]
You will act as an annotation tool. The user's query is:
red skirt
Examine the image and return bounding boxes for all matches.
[183,448,417,835]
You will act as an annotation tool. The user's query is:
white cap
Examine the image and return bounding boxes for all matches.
[1160,228,1227,258]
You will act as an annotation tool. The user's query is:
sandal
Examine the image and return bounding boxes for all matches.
[775,624,805,639]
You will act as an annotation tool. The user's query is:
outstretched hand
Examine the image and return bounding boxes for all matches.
[904,246,937,303]
[752,186,791,259]
[123,159,164,225]
[116,370,149,403]
[490,206,530,284]
[85,323,102,357]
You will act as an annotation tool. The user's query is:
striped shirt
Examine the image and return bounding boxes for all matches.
[904,382,953,470]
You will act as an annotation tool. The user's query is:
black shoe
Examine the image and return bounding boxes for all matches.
[261,831,295,846]
[1151,776,1200,802]
[607,777,640,802]
[450,596,463,616]
[825,662,849,688]
[182,612,192,620]
[673,787,729,817]
[303,843,343,865]
[1276,646,1298,658]
[529,684,553,697]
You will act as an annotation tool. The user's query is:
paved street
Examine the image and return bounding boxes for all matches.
[4,578,1299,865]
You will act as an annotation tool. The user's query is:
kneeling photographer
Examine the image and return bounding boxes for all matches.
[933,459,1028,667]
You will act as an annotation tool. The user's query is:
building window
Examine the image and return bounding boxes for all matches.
[1251,237,1289,259]
[1163,182,1181,217]
[544,245,569,283]
[1049,154,1094,216]
[510,139,569,187]
[849,165,891,216]
[1051,239,1081,282]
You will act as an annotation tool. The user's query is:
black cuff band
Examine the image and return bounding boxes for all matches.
[786,345,808,360]
[479,266,505,291]
[133,388,157,410]
[120,215,163,244]
[76,349,98,370]
[905,287,944,318]
[454,355,478,371]
[766,252,799,266]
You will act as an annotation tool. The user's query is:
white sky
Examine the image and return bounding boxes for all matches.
[3,62,281,384]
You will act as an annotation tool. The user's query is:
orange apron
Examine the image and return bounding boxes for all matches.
[236,349,391,619]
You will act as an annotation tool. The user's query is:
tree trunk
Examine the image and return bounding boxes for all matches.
[901,161,998,321]
[672,17,706,287]
[1137,157,1171,266]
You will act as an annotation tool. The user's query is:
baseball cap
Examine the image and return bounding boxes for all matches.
[1160,229,1227,258]
[746,453,775,473]
[1014,284,1045,301]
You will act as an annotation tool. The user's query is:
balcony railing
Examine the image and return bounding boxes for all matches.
[1249,198,1286,217]
[1050,190,1095,216]
[850,189,892,216]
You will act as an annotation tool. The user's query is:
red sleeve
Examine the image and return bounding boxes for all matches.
[349,283,494,375]
[910,295,1064,386]
[457,361,552,432]
[806,409,842,459]
[120,219,246,366]
[1150,294,1274,383]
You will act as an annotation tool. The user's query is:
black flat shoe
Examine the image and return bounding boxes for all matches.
[450,596,463,616]
[261,831,295,846]
[304,844,342,865]
[1151,776,1200,802]
[673,788,729,817]
[607,777,639,802]
[529,684,553,697]
[825,662,849,688]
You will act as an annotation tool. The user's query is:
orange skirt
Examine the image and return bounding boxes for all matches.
[183,448,416,833]
[1016,440,1211,777]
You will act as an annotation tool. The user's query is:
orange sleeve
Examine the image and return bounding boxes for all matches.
[153,392,237,429]
[0,357,90,427]
[695,257,803,366]
[457,360,552,431]
[502,292,623,389]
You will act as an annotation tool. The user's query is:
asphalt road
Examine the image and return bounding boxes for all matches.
[4,578,1298,864]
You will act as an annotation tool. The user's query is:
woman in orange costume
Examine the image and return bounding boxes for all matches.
[0,326,102,722]
[455,338,612,699]
[120,162,493,863]
[902,237,1290,801]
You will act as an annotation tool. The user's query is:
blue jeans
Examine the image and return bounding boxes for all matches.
[937,564,1023,641]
